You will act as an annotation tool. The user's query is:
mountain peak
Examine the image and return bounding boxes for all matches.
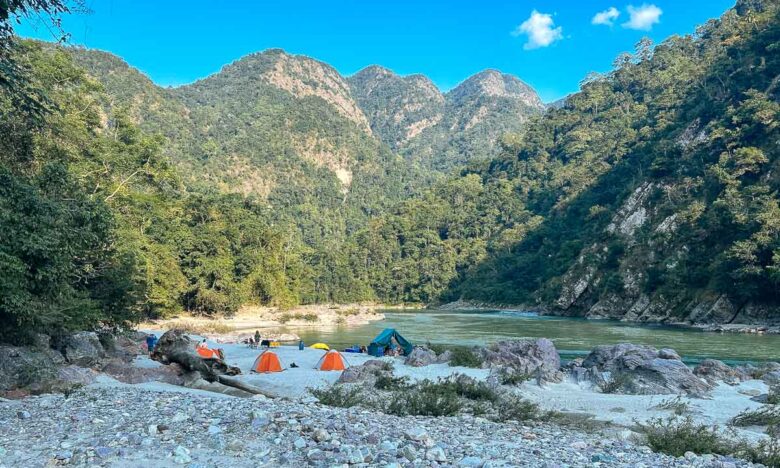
[449,69,543,109]
[205,49,372,133]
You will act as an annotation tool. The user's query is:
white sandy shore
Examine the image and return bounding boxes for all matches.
[114,330,771,443]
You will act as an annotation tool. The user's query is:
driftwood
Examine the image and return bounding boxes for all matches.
[151,329,276,398]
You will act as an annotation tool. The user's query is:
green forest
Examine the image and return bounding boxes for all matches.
[1,0,778,343]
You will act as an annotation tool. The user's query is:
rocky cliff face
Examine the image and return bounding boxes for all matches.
[550,179,780,329]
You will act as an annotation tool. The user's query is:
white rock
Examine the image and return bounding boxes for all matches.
[426,446,447,462]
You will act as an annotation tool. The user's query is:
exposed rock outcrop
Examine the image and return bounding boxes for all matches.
[478,339,562,383]
[62,332,106,367]
[693,359,749,385]
[405,346,438,367]
[576,343,711,395]
[337,360,393,385]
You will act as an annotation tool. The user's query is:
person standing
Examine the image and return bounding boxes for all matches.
[145,334,158,355]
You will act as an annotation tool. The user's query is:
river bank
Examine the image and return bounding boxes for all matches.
[139,303,386,343]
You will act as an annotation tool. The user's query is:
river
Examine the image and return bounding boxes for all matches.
[281,309,780,364]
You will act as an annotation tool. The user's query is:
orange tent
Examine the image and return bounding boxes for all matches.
[252,350,284,373]
[196,347,221,359]
[316,350,349,371]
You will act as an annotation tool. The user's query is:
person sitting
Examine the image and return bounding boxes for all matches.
[360,345,367,354]
[247,337,255,348]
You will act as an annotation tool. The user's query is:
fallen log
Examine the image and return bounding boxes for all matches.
[151,329,275,398]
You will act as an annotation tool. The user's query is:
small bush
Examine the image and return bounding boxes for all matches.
[449,347,483,368]
[740,432,780,467]
[652,396,692,415]
[447,376,499,402]
[600,372,633,394]
[732,407,780,427]
[426,342,449,354]
[768,386,780,405]
[384,380,462,417]
[497,369,531,386]
[492,395,541,422]
[310,385,364,408]
[637,417,738,457]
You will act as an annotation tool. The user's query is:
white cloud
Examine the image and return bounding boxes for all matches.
[592,7,620,26]
[622,4,662,31]
[512,10,563,50]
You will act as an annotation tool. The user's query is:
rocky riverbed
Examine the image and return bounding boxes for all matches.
[0,386,759,468]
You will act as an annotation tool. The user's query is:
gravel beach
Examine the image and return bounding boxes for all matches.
[0,385,760,467]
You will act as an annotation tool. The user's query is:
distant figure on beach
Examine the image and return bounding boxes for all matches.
[145,334,158,355]
[254,330,261,345]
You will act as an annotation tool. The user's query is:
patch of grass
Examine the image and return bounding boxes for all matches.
[599,372,633,394]
[449,347,483,368]
[636,416,739,457]
[651,396,692,416]
[167,320,235,334]
[732,407,780,427]
[310,385,364,408]
[278,313,318,324]
[337,308,361,317]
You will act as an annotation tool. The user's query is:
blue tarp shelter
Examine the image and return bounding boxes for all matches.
[368,328,413,357]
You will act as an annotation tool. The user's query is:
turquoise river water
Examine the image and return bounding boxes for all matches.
[280,309,780,364]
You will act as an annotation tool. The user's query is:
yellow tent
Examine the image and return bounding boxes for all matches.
[310,343,330,351]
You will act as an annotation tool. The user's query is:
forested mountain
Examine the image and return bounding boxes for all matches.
[344,0,780,325]
[349,67,545,171]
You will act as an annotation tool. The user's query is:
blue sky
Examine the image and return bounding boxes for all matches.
[18,0,735,102]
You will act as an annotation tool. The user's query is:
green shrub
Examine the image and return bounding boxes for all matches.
[492,395,541,422]
[497,369,532,386]
[740,426,780,466]
[768,387,780,405]
[310,385,364,408]
[426,342,449,354]
[374,374,410,391]
[637,417,738,457]
[651,396,692,415]
[384,380,462,417]
[449,347,483,368]
[445,376,499,402]
[731,407,780,427]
